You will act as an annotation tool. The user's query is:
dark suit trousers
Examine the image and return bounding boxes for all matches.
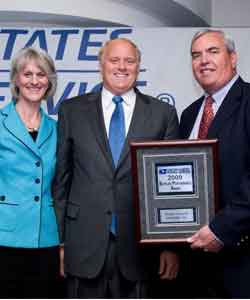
[67,234,148,298]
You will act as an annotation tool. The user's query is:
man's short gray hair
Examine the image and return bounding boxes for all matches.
[98,38,141,63]
[190,29,236,55]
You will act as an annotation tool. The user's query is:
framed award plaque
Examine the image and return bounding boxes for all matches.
[130,139,219,244]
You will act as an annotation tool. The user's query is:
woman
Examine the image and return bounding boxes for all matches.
[0,47,61,298]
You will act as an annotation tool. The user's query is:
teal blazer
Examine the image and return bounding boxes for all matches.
[0,101,59,248]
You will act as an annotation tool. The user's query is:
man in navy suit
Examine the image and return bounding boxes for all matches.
[53,38,180,298]
[180,29,250,298]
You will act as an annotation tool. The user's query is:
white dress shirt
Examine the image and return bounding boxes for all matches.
[101,87,136,137]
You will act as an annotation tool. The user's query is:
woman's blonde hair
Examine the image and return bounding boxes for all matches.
[10,47,57,100]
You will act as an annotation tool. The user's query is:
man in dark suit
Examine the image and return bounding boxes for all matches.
[180,29,250,298]
[53,38,180,298]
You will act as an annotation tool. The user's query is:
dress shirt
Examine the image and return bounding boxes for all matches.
[102,87,136,137]
[189,74,239,139]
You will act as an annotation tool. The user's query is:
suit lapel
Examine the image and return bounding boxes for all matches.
[2,101,40,156]
[84,93,115,171]
[208,77,243,137]
[183,99,203,138]
[36,110,53,149]
[116,92,151,169]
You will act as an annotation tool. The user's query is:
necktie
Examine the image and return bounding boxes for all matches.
[108,95,125,235]
[198,95,214,139]
[109,95,125,166]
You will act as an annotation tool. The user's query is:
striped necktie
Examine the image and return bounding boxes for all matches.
[198,95,214,139]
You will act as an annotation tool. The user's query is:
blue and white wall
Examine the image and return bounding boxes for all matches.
[0,0,250,118]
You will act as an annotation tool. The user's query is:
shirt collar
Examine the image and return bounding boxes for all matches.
[205,74,239,105]
[102,87,136,109]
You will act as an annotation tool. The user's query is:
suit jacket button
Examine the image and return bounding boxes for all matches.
[35,161,41,167]
[0,196,5,201]
[107,210,112,215]
[34,196,40,202]
[35,178,40,184]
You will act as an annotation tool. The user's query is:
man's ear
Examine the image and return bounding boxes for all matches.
[231,51,238,70]
[99,62,103,74]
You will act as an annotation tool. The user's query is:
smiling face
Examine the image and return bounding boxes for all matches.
[99,39,140,95]
[15,60,49,104]
[191,32,237,94]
